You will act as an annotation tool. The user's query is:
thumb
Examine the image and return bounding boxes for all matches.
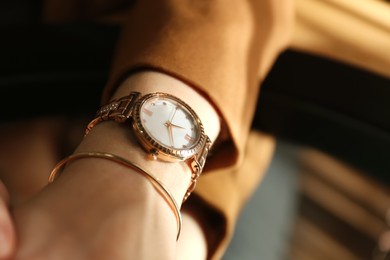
[0,180,15,259]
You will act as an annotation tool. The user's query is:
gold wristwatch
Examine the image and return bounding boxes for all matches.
[86,91,211,202]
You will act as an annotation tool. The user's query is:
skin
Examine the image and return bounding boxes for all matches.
[0,71,219,259]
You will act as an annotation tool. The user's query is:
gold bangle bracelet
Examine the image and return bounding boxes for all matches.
[48,151,182,241]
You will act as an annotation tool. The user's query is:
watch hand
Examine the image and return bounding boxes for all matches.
[168,106,178,123]
[170,123,186,130]
[168,125,175,147]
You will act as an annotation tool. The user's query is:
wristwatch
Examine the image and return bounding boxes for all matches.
[85,91,212,201]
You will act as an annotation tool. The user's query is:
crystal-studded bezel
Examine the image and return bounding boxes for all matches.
[132,92,206,162]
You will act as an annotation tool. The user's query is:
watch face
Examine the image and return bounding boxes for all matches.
[133,93,205,161]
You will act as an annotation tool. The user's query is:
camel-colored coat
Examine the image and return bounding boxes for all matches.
[42,0,390,258]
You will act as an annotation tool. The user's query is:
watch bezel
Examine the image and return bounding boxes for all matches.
[132,92,206,162]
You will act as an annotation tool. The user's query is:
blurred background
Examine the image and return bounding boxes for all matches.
[223,49,390,260]
[224,140,390,260]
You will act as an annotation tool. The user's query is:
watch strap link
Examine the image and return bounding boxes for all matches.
[85,92,141,135]
[184,136,211,202]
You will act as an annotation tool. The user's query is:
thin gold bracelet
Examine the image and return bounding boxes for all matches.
[48,151,182,241]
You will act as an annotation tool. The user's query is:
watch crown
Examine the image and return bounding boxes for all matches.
[148,149,159,160]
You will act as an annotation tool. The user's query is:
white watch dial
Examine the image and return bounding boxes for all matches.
[140,96,199,149]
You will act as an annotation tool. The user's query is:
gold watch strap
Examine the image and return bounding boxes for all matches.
[85,91,141,135]
[85,91,211,202]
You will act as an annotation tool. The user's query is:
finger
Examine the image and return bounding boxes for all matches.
[0,180,16,259]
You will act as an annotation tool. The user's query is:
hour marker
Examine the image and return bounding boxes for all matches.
[143,108,153,116]
[184,134,194,142]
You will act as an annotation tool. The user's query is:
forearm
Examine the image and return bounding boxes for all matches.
[0,70,220,259]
